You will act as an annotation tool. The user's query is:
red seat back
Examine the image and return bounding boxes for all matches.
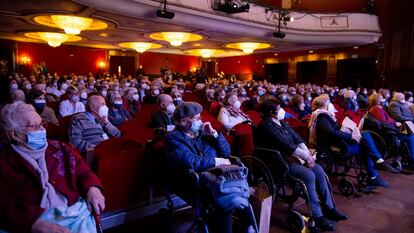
[246,110,261,126]
[231,123,254,157]
[58,114,75,142]
[94,137,148,211]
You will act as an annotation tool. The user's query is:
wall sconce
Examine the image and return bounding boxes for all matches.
[19,55,31,65]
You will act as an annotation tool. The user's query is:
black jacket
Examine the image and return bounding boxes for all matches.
[255,117,304,157]
[315,113,352,146]
[149,110,174,129]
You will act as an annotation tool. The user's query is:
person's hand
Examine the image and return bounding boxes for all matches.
[202,122,217,136]
[351,131,362,143]
[305,155,315,168]
[32,220,70,233]
[396,122,402,127]
[87,187,105,215]
[98,116,109,125]
[215,158,231,166]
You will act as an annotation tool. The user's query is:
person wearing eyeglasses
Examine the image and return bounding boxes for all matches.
[0,101,105,233]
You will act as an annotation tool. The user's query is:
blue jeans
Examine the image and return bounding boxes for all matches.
[398,134,414,161]
[346,132,382,178]
[288,163,334,218]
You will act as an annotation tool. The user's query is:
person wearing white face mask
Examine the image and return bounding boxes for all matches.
[217,93,251,131]
[123,87,141,115]
[388,92,414,123]
[143,86,161,104]
[59,86,85,117]
[256,99,348,231]
[343,90,359,112]
[52,78,68,98]
[150,94,176,131]
[0,102,105,233]
[108,91,131,127]
[68,95,120,154]
[309,94,396,189]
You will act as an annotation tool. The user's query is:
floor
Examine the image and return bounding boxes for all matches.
[105,169,414,233]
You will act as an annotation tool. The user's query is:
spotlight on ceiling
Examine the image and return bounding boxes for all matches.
[157,0,175,19]
[213,0,250,14]
[273,31,286,39]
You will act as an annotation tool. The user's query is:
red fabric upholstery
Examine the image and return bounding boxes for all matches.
[231,123,254,157]
[119,119,149,134]
[57,114,75,142]
[45,123,60,140]
[182,92,201,102]
[246,110,261,126]
[344,110,363,125]
[94,137,148,211]
[284,107,299,119]
[283,118,309,144]
[46,101,59,115]
[209,101,222,118]
[201,110,226,134]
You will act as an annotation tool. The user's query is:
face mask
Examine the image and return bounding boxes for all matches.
[291,92,296,95]
[141,83,148,89]
[71,95,80,103]
[307,97,312,102]
[80,92,88,99]
[299,103,305,109]
[166,104,176,115]
[11,83,18,90]
[125,83,131,87]
[277,108,285,121]
[258,90,265,96]
[241,92,247,97]
[400,100,406,104]
[352,95,357,100]
[34,99,46,112]
[78,80,85,85]
[25,84,32,90]
[114,100,123,108]
[327,103,337,114]
[190,119,203,133]
[101,90,107,97]
[22,129,47,150]
[132,94,139,101]
[153,90,160,96]
[98,105,109,117]
[409,97,413,102]
[233,100,241,109]
[174,99,183,106]
[61,83,68,90]
[89,85,95,90]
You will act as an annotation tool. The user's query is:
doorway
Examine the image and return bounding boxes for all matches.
[337,58,377,88]
[201,60,216,77]
[264,63,288,84]
[296,60,327,85]
[110,56,136,76]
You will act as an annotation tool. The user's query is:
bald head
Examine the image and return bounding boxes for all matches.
[86,95,106,113]
[156,94,173,111]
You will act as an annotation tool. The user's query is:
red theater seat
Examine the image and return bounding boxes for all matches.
[94,137,148,211]
[246,110,261,126]
[58,113,76,143]
[231,123,254,157]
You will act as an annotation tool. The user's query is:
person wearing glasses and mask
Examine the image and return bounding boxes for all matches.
[0,102,105,233]
[217,93,250,131]
[59,86,85,117]
[68,95,120,154]
[150,94,176,131]
[256,99,348,232]
[27,89,59,126]
[108,91,131,127]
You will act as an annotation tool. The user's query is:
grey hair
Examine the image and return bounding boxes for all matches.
[0,102,35,142]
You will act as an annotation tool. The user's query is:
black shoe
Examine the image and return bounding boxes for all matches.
[375,162,399,174]
[367,176,390,188]
[323,208,349,222]
[315,216,336,232]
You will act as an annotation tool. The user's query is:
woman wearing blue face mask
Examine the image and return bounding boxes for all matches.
[108,91,131,127]
[0,102,105,233]
[27,89,59,126]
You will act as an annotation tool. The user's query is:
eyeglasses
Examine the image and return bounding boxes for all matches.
[22,122,47,131]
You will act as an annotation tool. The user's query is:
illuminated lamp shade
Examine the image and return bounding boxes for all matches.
[51,15,93,35]
[149,32,202,47]
[186,49,225,58]
[226,42,271,54]
[24,32,82,48]
[118,42,162,53]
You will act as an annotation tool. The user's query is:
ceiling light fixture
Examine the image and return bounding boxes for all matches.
[187,49,225,58]
[119,42,162,53]
[51,15,93,35]
[24,32,82,47]
[149,32,202,47]
[226,42,271,54]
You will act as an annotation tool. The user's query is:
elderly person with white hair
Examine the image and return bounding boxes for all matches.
[122,87,141,115]
[387,92,414,123]
[59,85,86,117]
[343,90,358,112]
[0,102,105,233]
[68,95,121,154]
[11,89,26,103]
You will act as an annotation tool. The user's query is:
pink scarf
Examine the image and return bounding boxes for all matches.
[224,104,249,119]
[308,109,336,146]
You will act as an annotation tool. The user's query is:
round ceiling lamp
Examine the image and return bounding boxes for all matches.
[119,42,162,53]
[24,32,81,47]
[226,42,271,54]
[149,32,202,47]
[186,49,225,58]
[33,15,108,35]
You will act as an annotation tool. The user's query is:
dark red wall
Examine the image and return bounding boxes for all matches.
[17,42,107,75]
[217,53,268,76]
[139,52,200,75]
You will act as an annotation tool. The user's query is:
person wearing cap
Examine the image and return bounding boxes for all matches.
[165,101,254,233]
[149,94,176,131]
[27,89,59,126]
[68,95,120,154]
[256,99,348,232]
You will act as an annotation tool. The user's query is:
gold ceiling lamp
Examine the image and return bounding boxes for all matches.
[149,32,202,46]
[33,15,108,35]
[24,32,82,47]
[226,42,271,54]
[186,49,225,58]
[119,42,162,53]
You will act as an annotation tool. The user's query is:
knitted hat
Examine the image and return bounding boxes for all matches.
[173,101,203,122]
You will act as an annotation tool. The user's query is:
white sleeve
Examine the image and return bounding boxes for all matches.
[217,108,232,131]
[59,101,70,117]
[292,147,309,161]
